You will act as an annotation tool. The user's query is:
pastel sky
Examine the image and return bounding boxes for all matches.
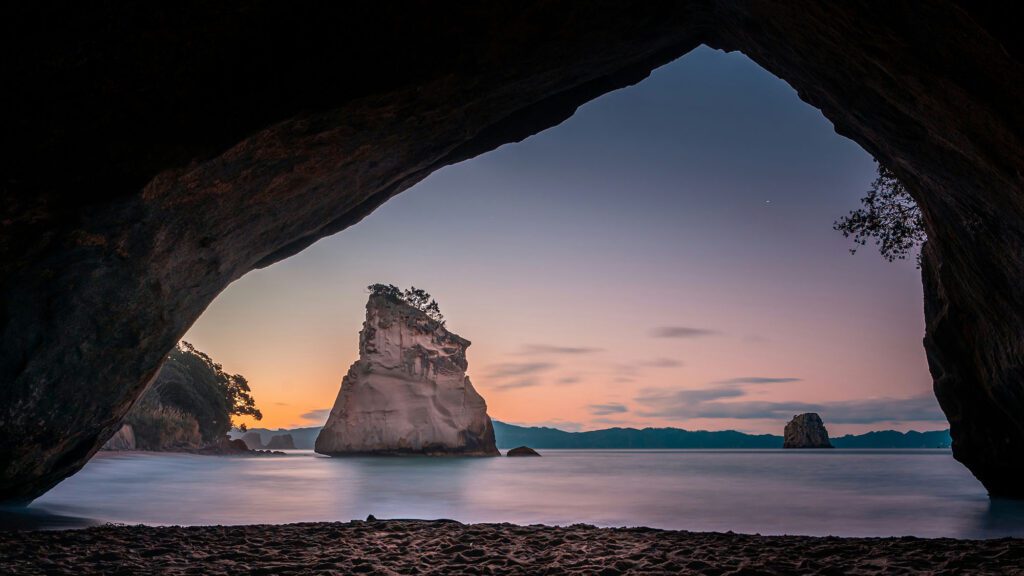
[184,46,942,435]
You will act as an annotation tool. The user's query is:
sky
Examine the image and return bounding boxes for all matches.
[184,46,943,436]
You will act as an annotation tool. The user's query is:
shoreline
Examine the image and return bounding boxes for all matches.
[1,519,1021,575]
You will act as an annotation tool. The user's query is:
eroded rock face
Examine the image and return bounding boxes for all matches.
[2,2,1024,500]
[101,425,136,451]
[783,414,833,449]
[315,296,498,456]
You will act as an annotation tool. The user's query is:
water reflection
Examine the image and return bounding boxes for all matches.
[23,450,1024,538]
[974,498,1024,536]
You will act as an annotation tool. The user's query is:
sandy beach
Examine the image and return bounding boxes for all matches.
[0,519,1022,575]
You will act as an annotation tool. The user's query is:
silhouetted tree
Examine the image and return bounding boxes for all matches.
[367,283,403,302]
[126,342,262,447]
[834,162,927,266]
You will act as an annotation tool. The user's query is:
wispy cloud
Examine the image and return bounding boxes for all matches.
[634,388,945,424]
[651,326,719,339]
[495,378,541,391]
[636,386,746,404]
[591,417,630,426]
[589,403,629,416]
[557,375,582,384]
[518,344,603,355]
[300,408,331,423]
[486,362,557,379]
[713,377,801,385]
[639,357,684,368]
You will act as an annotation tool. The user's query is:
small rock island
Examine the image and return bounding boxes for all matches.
[506,446,541,457]
[783,413,834,448]
[315,285,499,456]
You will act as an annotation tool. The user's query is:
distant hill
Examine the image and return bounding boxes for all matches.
[233,422,952,450]
[492,422,951,450]
[229,426,322,449]
[492,421,782,449]
[831,429,951,448]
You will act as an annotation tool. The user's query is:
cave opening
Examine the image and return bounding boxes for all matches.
[182,47,941,445]
[5,3,1024,507]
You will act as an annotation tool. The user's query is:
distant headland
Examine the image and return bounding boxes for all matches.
[233,421,952,450]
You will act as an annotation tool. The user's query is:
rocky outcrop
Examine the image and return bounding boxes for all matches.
[784,414,833,449]
[506,446,541,457]
[240,432,265,451]
[101,425,136,451]
[266,434,295,450]
[3,2,1024,500]
[315,295,498,456]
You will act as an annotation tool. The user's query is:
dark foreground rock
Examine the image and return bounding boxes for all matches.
[0,520,1021,575]
[192,437,251,455]
[506,446,541,457]
[784,413,834,449]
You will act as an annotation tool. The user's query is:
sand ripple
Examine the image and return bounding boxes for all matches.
[1,519,1022,575]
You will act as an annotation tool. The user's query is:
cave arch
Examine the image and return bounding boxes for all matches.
[2,2,1023,502]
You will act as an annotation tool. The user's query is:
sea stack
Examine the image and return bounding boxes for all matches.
[266,434,295,450]
[783,413,834,448]
[315,289,499,456]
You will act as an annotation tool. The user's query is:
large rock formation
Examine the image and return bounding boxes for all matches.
[3,2,1024,500]
[315,295,498,456]
[783,413,834,449]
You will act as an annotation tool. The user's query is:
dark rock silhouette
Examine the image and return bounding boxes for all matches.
[506,446,541,457]
[230,427,322,449]
[784,414,834,449]
[265,434,295,450]
[240,432,265,451]
[2,2,1024,500]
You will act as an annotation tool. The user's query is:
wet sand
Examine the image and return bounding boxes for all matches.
[0,519,1022,575]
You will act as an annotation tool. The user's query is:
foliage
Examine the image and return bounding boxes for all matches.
[834,162,927,266]
[127,400,202,451]
[367,283,446,325]
[126,342,262,447]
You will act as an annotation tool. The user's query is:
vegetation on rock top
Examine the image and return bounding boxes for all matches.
[368,284,445,325]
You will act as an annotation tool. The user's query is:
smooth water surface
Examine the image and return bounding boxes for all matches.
[22,450,1024,538]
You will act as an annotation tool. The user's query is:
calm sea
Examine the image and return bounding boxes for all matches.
[12,450,1024,538]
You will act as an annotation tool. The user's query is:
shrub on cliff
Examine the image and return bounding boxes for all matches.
[125,342,262,448]
[127,401,202,450]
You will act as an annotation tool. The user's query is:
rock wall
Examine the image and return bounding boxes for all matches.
[2,2,1024,500]
[783,413,833,449]
[315,295,498,456]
